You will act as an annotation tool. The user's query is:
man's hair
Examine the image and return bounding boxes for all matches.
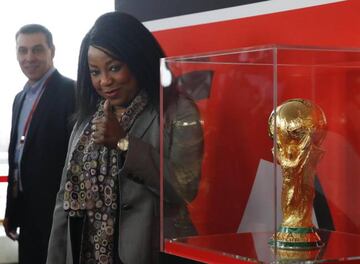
[15,24,54,48]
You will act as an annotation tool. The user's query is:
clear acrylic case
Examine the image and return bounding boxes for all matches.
[160,45,360,263]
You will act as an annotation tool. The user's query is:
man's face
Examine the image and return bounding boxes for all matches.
[16,32,54,84]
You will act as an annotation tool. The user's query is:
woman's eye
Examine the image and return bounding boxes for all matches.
[110,64,122,72]
[89,69,100,76]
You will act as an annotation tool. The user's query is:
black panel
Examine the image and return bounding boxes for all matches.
[115,0,269,22]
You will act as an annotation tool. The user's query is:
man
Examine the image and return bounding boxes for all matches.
[3,24,75,264]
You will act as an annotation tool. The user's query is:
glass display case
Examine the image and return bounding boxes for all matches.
[160,45,360,263]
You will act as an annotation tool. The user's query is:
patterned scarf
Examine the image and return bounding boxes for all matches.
[64,91,148,263]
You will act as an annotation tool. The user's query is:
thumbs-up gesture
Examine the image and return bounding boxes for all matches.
[92,99,126,148]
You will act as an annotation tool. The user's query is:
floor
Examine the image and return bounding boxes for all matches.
[0,180,18,264]
[0,227,18,264]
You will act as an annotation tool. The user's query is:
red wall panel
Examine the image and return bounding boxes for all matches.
[151,0,360,236]
[153,0,360,56]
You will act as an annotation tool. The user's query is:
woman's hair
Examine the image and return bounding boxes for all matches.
[74,11,165,124]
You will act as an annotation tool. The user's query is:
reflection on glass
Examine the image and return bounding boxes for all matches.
[163,71,207,238]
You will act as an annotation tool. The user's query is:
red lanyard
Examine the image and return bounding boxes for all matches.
[20,77,50,144]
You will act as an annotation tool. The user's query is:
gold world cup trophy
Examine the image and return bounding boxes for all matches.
[268,98,327,250]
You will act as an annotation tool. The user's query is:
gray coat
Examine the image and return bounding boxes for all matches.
[47,106,162,264]
[47,97,202,264]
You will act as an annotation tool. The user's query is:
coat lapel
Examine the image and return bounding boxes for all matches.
[129,106,158,139]
[22,71,60,156]
[11,92,26,141]
[8,91,27,165]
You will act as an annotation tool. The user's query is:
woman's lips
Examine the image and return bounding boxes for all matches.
[105,89,120,99]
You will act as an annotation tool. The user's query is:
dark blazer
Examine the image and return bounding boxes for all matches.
[5,70,75,261]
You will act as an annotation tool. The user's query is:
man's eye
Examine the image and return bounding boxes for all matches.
[18,48,27,55]
[32,46,45,54]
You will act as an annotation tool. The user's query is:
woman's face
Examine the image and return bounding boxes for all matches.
[88,45,139,107]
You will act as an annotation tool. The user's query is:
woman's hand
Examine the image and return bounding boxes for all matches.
[92,99,126,148]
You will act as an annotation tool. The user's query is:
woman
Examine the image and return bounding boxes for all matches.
[46,11,202,264]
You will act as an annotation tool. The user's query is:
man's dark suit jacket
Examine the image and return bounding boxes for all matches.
[5,70,75,262]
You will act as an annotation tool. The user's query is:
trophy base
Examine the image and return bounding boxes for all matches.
[268,226,324,249]
[274,247,323,262]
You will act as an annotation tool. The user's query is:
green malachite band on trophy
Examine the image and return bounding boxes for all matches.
[268,226,324,249]
[268,240,323,249]
[278,226,316,234]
